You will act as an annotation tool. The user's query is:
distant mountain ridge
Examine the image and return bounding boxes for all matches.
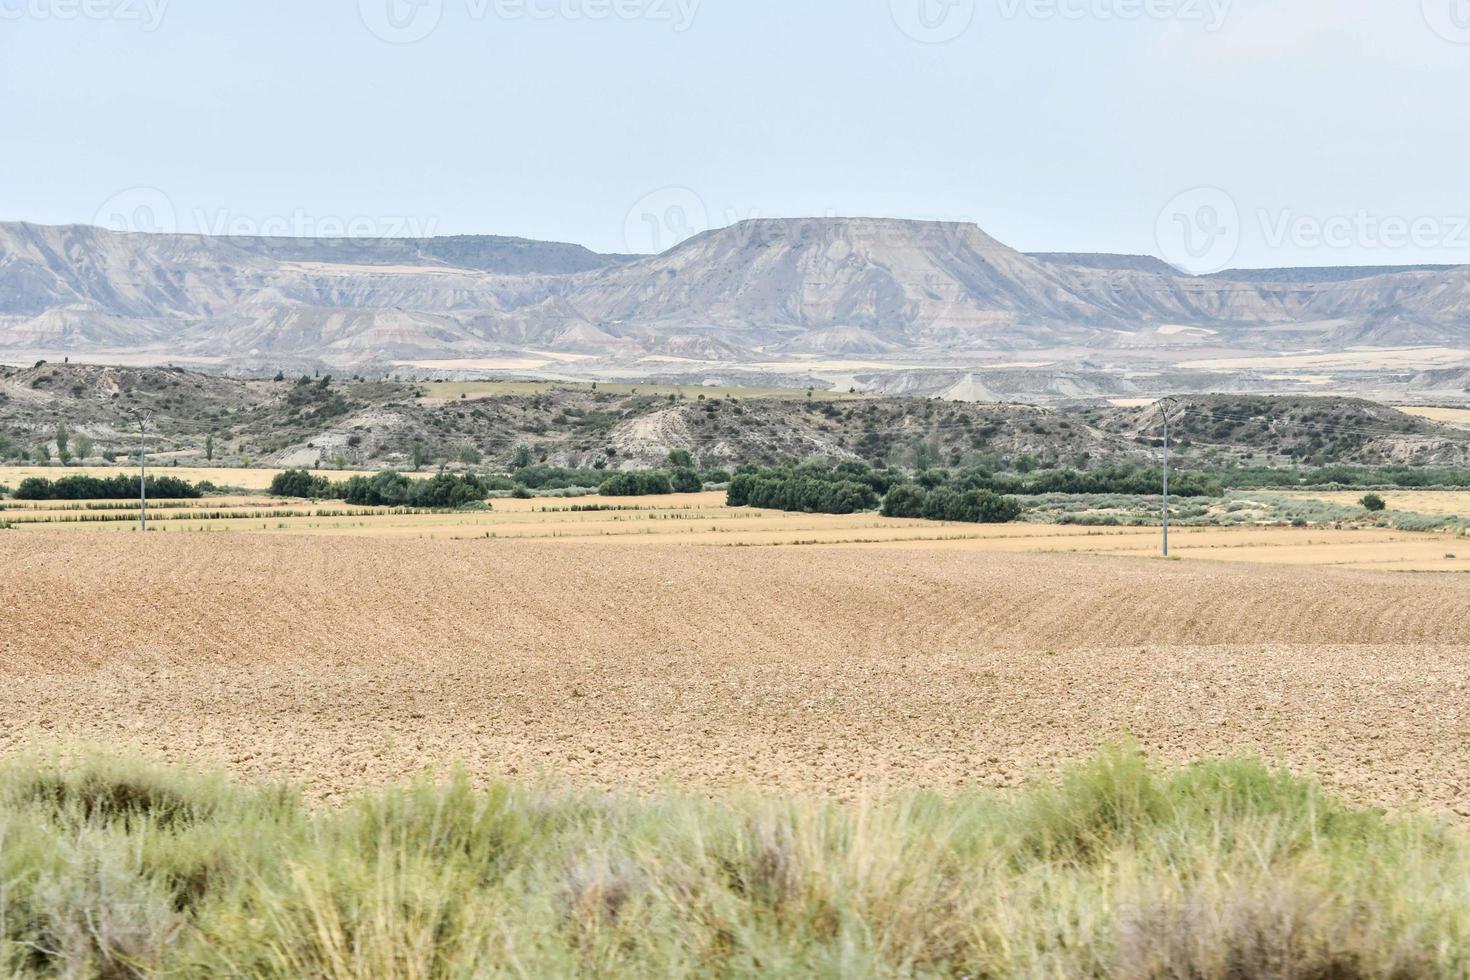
[1,218,1467,366]
[1198,264,1462,284]
[1028,252,1183,275]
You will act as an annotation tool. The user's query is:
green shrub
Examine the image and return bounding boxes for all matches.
[726,463,884,514]
[14,475,202,501]
[512,464,607,491]
[1361,493,1387,512]
[670,468,703,494]
[600,471,674,497]
[268,469,333,499]
[879,483,1022,524]
[881,483,926,518]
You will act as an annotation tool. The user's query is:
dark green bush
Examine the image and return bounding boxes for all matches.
[670,468,704,494]
[916,486,1022,523]
[268,469,333,499]
[880,483,926,518]
[14,474,202,500]
[273,469,492,508]
[340,471,491,508]
[600,472,675,497]
[511,465,607,491]
[726,464,881,515]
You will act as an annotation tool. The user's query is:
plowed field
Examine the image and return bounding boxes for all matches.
[3,531,1468,818]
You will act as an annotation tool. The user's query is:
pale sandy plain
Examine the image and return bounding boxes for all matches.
[1398,405,1470,428]
[1178,346,1470,371]
[3,498,1470,819]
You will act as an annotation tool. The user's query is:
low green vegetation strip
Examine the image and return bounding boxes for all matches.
[728,462,1029,522]
[269,456,720,505]
[12,474,203,501]
[270,469,497,509]
[0,748,1465,977]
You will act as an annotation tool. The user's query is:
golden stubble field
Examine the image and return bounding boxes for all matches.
[5,490,1470,569]
[3,521,1469,820]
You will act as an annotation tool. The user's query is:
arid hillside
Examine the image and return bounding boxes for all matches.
[3,363,1469,472]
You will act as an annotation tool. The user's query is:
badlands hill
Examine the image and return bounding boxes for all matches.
[1,217,1468,370]
[2,363,1466,472]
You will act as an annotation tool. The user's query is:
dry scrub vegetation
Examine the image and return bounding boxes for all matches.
[2,746,1468,978]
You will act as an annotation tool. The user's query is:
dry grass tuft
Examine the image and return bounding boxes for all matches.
[1,746,1468,977]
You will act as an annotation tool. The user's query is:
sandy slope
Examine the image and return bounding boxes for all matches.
[2,534,1468,817]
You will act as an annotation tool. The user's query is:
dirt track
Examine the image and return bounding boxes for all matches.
[3,533,1468,816]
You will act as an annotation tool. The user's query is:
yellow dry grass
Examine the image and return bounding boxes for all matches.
[1268,488,1470,518]
[1396,405,1470,428]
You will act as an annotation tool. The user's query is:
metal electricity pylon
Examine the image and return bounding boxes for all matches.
[128,409,153,531]
[1158,397,1187,556]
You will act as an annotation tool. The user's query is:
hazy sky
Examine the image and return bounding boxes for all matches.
[2,0,1468,269]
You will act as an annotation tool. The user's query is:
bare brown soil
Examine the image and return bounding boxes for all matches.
[3,532,1468,818]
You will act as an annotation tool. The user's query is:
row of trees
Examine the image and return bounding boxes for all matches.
[269,462,714,507]
[881,484,1023,523]
[600,468,705,496]
[726,462,1025,524]
[727,465,884,515]
[268,470,495,509]
[12,474,203,500]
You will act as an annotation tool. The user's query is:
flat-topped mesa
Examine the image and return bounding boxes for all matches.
[1,217,1468,363]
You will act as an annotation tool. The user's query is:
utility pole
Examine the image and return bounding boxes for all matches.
[1158,397,1185,557]
[130,410,152,531]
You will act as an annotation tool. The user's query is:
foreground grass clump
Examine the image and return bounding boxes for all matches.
[1,748,1467,978]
